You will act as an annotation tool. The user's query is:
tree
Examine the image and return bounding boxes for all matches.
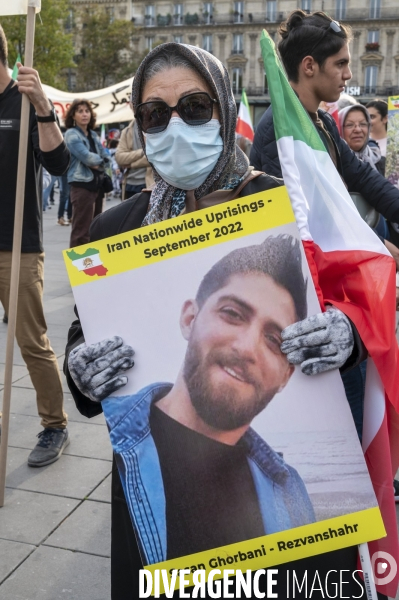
[0,0,75,89]
[74,10,144,91]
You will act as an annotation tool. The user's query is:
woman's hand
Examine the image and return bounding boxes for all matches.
[68,336,135,401]
[280,306,354,376]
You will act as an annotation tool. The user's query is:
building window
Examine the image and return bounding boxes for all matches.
[174,35,183,43]
[65,9,74,32]
[105,6,114,22]
[146,36,154,51]
[301,0,311,13]
[174,4,183,25]
[145,5,155,27]
[233,33,244,54]
[202,34,213,53]
[364,65,378,93]
[369,0,381,19]
[203,2,213,24]
[234,1,244,23]
[367,30,379,43]
[266,0,277,22]
[231,67,243,94]
[335,0,346,20]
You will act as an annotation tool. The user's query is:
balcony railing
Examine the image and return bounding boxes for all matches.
[365,42,380,51]
[135,7,399,29]
[339,6,399,19]
[173,14,184,25]
[238,85,399,98]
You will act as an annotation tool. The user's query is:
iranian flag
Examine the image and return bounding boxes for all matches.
[260,30,399,597]
[101,124,106,147]
[66,247,108,277]
[236,89,254,142]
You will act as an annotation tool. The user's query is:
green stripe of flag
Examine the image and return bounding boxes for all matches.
[260,30,326,152]
[11,54,21,80]
[241,88,250,112]
[66,247,99,261]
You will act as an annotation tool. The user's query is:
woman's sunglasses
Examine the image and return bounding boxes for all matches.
[135,92,218,134]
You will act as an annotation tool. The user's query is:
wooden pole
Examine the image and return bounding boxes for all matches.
[0,4,36,507]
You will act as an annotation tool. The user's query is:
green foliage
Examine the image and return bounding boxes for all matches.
[74,9,144,91]
[184,12,199,25]
[0,0,75,89]
[386,112,399,182]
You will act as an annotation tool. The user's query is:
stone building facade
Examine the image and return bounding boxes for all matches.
[70,0,399,126]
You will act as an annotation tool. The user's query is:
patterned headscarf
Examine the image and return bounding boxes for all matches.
[131,43,250,226]
[338,104,381,170]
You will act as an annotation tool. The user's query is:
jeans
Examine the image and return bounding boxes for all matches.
[58,174,72,220]
[341,360,367,442]
[42,175,57,211]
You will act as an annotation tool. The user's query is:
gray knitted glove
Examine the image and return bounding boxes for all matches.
[68,336,135,402]
[280,306,354,376]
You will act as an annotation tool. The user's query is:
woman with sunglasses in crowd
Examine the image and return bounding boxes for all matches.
[65,44,371,599]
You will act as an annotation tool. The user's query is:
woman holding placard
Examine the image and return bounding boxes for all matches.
[65,44,369,600]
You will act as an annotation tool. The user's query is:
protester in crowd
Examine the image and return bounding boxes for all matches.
[115,106,153,200]
[57,172,72,225]
[236,132,252,157]
[0,24,70,466]
[250,11,399,452]
[64,99,109,247]
[250,13,399,237]
[337,91,358,112]
[64,43,369,600]
[338,104,390,242]
[366,99,388,158]
[338,104,385,175]
[108,139,122,198]
[42,168,51,193]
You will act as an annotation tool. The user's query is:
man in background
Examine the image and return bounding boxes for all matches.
[0,24,70,467]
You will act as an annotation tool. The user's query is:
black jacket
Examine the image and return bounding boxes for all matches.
[250,106,399,224]
[0,81,70,253]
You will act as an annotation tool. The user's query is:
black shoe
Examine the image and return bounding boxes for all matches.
[28,428,70,467]
[394,479,399,503]
[2,313,7,324]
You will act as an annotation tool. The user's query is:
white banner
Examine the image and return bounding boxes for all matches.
[8,65,133,125]
[43,78,134,125]
[0,0,40,15]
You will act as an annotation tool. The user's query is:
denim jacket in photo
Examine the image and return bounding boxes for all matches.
[102,382,316,565]
[64,126,109,184]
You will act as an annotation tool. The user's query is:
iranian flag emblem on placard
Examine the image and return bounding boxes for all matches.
[67,247,108,277]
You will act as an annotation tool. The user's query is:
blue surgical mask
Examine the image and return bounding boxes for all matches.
[145,117,223,190]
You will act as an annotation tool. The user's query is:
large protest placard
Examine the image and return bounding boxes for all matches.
[63,186,385,592]
[387,96,399,189]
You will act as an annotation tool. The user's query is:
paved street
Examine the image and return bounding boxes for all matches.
[0,197,118,600]
[0,196,399,599]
